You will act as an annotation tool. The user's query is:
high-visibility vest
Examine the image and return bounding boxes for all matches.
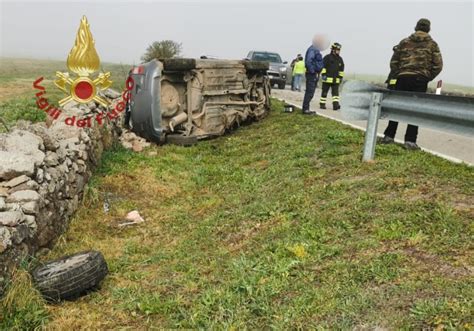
[293,60,306,75]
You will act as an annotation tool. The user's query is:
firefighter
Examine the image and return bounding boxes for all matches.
[319,42,344,110]
[382,18,443,150]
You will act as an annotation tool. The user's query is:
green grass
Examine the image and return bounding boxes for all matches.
[5,99,471,329]
[0,267,49,330]
[0,97,48,131]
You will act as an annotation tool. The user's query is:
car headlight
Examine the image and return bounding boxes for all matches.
[280,67,287,72]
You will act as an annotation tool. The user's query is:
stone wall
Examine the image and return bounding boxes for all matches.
[0,91,122,287]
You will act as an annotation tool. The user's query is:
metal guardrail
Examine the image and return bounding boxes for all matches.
[340,81,474,161]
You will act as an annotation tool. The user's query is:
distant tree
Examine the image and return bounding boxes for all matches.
[141,40,182,62]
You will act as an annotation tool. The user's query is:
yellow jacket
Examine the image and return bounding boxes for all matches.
[293,60,306,75]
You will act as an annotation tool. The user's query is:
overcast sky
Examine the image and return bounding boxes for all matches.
[1,0,473,86]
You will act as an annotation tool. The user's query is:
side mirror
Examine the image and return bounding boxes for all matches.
[283,61,288,64]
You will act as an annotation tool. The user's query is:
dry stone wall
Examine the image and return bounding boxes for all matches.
[0,91,122,288]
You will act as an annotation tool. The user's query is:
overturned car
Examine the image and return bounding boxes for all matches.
[126,58,271,145]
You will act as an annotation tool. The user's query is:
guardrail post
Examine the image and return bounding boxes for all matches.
[362,93,383,162]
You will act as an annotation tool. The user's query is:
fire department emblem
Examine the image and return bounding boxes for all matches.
[55,16,112,107]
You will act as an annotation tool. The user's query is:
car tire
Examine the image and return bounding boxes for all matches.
[278,82,286,89]
[166,134,198,146]
[32,251,108,302]
[162,58,196,71]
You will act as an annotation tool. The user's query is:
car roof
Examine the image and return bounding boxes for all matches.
[250,51,280,54]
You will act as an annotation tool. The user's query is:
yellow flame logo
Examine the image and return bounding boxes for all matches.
[67,16,100,76]
[55,16,112,107]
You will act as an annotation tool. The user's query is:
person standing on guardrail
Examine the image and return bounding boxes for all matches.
[319,42,344,110]
[302,36,324,115]
[381,18,443,150]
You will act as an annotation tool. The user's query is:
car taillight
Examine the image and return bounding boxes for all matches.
[132,66,144,74]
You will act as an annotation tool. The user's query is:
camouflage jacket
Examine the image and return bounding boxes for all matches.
[390,31,443,81]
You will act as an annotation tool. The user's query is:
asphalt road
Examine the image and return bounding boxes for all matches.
[272,88,474,165]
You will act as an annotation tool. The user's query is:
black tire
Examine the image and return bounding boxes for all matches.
[242,61,269,71]
[32,251,108,302]
[166,134,198,146]
[162,58,196,71]
[278,82,286,89]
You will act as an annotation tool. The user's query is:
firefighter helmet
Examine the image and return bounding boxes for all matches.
[331,42,342,50]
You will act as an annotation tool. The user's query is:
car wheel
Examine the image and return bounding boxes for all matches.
[166,134,198,146]
[278,82,286,89]
[32,251,108,302]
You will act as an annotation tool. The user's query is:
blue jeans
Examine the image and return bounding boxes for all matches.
[302,73,318,111]
[293,74,303,91]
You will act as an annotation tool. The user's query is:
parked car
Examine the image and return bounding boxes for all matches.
[126,58,271,145]
[246,51,288,89]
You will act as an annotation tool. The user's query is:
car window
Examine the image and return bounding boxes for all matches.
[251,52,282,63]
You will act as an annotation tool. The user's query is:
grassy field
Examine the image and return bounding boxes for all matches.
[0,58,473,329]
[2,98,473,329]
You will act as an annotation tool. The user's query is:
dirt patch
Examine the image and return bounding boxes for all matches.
[0,84,30,102]
[403,247,474,279]
[100,169,181,201]
[223,218,281,253]
[332,174,371,186]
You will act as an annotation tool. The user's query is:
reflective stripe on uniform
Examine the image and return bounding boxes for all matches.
[338,71,344,77]
[324,77,334,83]
[389,79,397,85]
[336,78,341,84]
[332,96,340,101]
[321,68,327,74]
[320,97,327,103]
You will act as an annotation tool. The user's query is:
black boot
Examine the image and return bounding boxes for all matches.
[302,109,317,115]
[319,103,326,109]
[333,102,340,111]
[380,135,395,144]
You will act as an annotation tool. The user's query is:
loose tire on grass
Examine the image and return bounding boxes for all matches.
[32,251,108,302]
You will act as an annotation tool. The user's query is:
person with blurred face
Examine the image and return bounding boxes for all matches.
[301,35,324,115]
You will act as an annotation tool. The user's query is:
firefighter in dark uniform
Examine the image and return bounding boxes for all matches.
[319,42,344,110]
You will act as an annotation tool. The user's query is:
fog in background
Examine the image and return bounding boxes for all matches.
[1,0,473,86]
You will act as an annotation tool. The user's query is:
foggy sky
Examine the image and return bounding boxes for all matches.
[1,0,473,86]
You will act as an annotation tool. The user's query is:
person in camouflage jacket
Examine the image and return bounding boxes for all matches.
[382,18,443,150]
[390,21,443,81]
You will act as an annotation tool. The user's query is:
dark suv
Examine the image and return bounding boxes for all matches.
[246,51,288,89]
